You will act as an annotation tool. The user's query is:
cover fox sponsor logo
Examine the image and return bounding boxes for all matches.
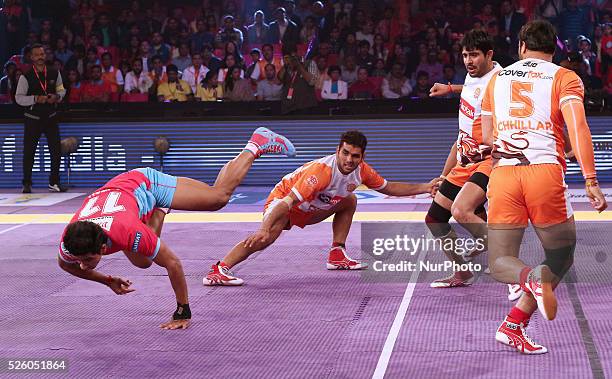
[498,69,553,80]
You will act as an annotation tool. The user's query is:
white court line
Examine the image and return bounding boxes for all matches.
[372,248,428,379]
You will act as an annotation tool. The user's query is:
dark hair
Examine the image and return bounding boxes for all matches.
[339,130,367,152]
[91,64,102,71]
[101,52,112,60]
[31,43,44,52]
[225,65,241,91]
[262,43,274,51]
[151,54,162,62]
[359,40,371,48]
[518,20,556,54]
[460,29,494,54]
[166,64,178,73]
[417,70,429,79]
[443,63,455,70]
[327,65,341,75]
[63,221,107,256]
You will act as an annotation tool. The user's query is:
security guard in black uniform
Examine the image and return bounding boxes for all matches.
[15,43,67,193]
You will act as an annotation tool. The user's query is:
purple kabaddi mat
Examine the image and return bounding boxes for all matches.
[0,192,610,378]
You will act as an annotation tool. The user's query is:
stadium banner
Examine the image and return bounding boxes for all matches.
[0,118,610,188]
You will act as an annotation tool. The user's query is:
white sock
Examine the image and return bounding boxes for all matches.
[243,141,260,156]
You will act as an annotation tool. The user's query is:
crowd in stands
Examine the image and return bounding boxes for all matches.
[0,0,610,109]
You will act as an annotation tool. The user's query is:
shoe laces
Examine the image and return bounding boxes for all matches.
[219,265,236,277]
[519,323,538,346]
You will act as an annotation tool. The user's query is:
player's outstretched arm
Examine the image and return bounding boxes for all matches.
[377,178,443,198]
[561,99,608,212]
[429,83,462,97]
[57,257,134,295]
[244,194,296,248]
[441,143,458,177]
[153,241,190,330]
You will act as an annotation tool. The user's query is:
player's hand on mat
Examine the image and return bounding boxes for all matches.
[586,181,608,213]
[160,319,190,330]
[108,276,135,295]
[429,83,450,97]
[244,229,271,248]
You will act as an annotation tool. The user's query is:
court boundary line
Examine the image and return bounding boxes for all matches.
[371,247,428,379]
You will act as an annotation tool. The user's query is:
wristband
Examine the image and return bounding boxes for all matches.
[586,178,599,187]
[447,82,453,94]
[105,275,113,285]
[173,303,191,320]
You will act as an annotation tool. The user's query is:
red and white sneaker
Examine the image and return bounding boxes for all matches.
[326,247,367,270]
[508,284,523,302]
[203,262,244,286]
[248,127,296,158]
[496,317,548,354]
[430,271,475,288]
[524,265,557,320]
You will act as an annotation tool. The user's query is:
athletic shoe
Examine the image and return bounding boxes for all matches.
[496,317,548,354]
[22,184,32,193]
[508,284,523,302]
[203,262,244,286]
[430,271,475,288]
[326,246,367,270]
[48,183,68,192]
[524,265,557,320]
[249,127,296,158]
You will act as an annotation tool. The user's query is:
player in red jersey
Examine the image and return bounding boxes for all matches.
[58,127,296,330]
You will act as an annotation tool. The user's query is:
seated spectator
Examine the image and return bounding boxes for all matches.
[371,58,387,78]
[101,52,124,94]
[340,33,359,63]
[215,15,244,49]
[224,66,254,101]
[139,40,153,72]
[65,68,83,103]
[257,63,283,100]
[340,55,358,85]
[85,47,101,77]
[196,70,223,101]
[246,10,271,45]
[150,32,171,64]
[409,71,431,99]
[148,55,167,83]
[182,52,209,93]
[355,40,376,72]
[157,64,193,102]
[300,16,318,44]
[328,27,343,54]
[172,42,192,72]
[81,65,112,102]
[52,58,64,73]
[415,50,444,85]
[246,48,262,80]
[54,37,73,66]
[124,58,154,94]
[224,41,245,67]
[437,64,462,98]
[356,20,375,47]
[202,44,223,73]
[372,33,389,62]
[218,54,244,82]
[92,12,118,47]
[0,62,17,103]
[279,50,317,114]
[382,63,412,98]
[191,19,215,54]
[349,67,381,99]
[252,44,284,81]
[321,66,348,100]
[309,55,329,91]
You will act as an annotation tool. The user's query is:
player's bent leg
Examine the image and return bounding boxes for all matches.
[451,179,488,260]
[123,250,153,269]
[203,216,288,286]
[171,177,232,211]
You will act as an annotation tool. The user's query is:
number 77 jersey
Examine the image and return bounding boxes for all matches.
[481,58,584,168]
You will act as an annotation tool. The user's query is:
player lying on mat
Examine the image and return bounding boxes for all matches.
[57,127,296,330]
[204,130,443,286]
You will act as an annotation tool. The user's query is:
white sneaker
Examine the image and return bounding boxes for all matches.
[524,265,557,320]
[508,284,523,302]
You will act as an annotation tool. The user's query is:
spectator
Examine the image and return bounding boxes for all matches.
[499,0,526,54]
[246,10,271,45]
[355,40,376,72]
[182,52,209,93]
[191,19,215,54]
[300,16,318,44]
[328,26,343,54]
[321,65,347,100]
[196,70,223,101]
[139,8,162,37]
[257,63,283,101]
[439,64,462,98]
[578,35,596,76]
[0,61,17,103]
[309,55,329,91]
[559,0,591,50]
[84,47,101,78]
[81,65,112,103]
[371,58,387,78]
[382,63,412,98]
[224,41,244,67]
[101,52,124,94]
[92,12,118,47]
[148,55,167,83]
[356,20,375,47]
[172,42,192,73]
[340,32,358,63]
[161,17,184,44]
[279,49,317,114]
[202,44,223,73]
[252,44,284,81]
[409,71,431,99]
[124,58,154,94]
[54,37,73,66]
[269,7,300,52]
[340,55,358,85]
[477,3,497,28]
[376,6,400,42]
[224,66,254,101]
[246,48,262,79]
[294,0,314,22]
[139,40,153,72]
[283,0,302,30]
[65,44,86,77]
[372,33,389,62]
[65,68,83,103]
[349,67,381,99]
[150,32,171,63]
[218,54,244,82]
[157,64,193,102]
[416,50,444,85]
[538,0,563,25]
[215,15,244,49]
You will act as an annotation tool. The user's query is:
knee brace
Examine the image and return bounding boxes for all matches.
[425,201,452,238]
[542,244,576,279]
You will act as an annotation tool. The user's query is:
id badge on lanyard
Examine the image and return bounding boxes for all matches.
[287,72,297,100]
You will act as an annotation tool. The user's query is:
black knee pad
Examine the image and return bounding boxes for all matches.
[438,179,461,202]
[467,171,489,193]
[474,202,487,217]
[425,201,452,237]
[542,244,576,278]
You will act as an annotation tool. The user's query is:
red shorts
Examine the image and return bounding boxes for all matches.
[487,164,573,228]
[263,197,313,229]
[446,159,492,188]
